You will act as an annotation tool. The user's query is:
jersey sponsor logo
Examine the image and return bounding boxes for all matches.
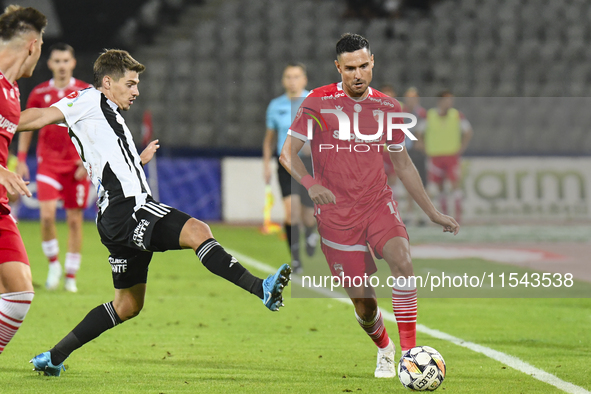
[133,218,150,249]
[320,92,346,101]
[295,106,303,119]
[0,113,17,134]
[109,257,128,273]
[368,96,395,108]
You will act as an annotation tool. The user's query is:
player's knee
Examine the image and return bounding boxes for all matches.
[352,297,378,321]
[182,218,212,249]
[117,301,143,321]
[40,213,55,229]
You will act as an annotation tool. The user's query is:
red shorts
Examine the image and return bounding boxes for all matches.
[428,155,460,184]
[318,197,408,286]
[37,162,91,209]
[0,214,29,265]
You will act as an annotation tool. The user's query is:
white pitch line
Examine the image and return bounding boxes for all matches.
[228,249,590,394]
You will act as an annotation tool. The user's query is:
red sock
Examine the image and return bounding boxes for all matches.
[392,285,417,352]
[355,310,390,349]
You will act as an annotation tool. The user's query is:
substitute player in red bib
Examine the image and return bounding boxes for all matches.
[17,43,90,292]
[280,33,459,378]
[0,4,46,356]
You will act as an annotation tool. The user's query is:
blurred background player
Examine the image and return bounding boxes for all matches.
[417,90,472,223]
[281,33,459,379]
[401,87,427,225]
[0,4,46,355]
[263,63,316,273]
[17,43,90,293]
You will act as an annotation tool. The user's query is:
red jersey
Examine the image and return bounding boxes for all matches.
[26,78,90,166]
[288,82,406,228]
[0,72,21,214]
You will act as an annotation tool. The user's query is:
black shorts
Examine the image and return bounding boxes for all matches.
[97,199,192,289]
[408,148,428,187]
[277,157,314,208]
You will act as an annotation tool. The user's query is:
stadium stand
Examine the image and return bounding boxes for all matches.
[121,0,591,156]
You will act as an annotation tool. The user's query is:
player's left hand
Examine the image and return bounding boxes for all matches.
[140,139,160,165]
[430,212,460,235]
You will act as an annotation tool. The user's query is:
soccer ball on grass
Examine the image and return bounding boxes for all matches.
[398,346,446,391]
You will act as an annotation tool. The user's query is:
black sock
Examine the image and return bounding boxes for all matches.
[291,224,300,263]
[285,223,292,252]
[50,301,122,365]
[196,239,263,299]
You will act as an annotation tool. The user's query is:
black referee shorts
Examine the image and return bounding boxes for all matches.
[277,157,314,208]
[97,199,191,289]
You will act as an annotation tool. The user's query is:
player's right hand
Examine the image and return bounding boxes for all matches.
[430,212,460,235]
[308,184,336,205]
[15,160,29,180]
[0,166,32,197]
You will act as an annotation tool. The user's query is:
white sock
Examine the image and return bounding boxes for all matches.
[41,239,59,264]
[0,291,34,354]
[65,253,81,278]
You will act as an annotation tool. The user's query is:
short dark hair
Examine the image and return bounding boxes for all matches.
[49,42,75,58]
[0,5,47,41]
[284,62,307,76]
[93,49,145,87]
[336,33,370,58]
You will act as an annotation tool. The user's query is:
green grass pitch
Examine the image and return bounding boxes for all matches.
[1,221,590,393]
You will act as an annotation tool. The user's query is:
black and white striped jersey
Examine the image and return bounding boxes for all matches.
[52,87,151,215]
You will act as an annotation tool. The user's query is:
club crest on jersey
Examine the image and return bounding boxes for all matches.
[66,91,79,100]
[116,114,125,124]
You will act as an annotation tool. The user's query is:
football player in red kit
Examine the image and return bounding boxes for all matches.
[281,33,459,378]
[17,43,90,292]
[0,4,46,355]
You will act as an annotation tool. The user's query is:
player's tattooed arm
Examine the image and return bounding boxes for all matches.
[280,135,336,205]
[140,139,160,165]
[17,107,65,132]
